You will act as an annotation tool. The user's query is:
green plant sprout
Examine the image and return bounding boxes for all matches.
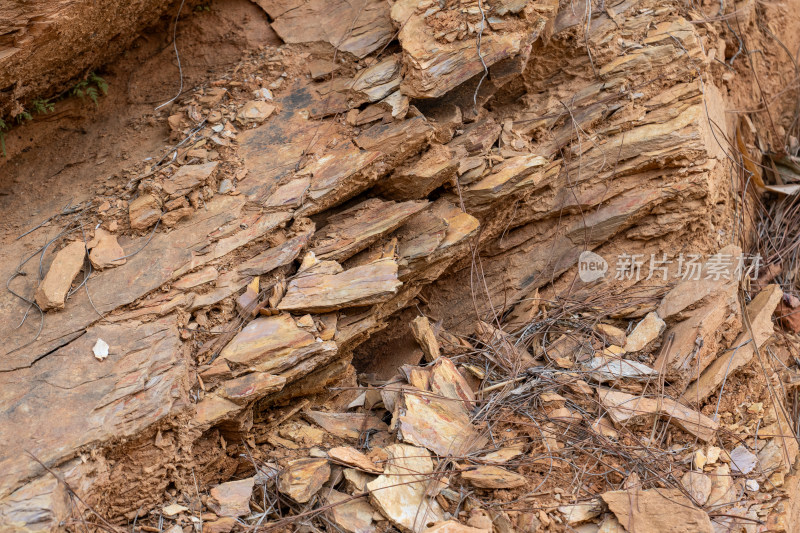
[71,72,109,107]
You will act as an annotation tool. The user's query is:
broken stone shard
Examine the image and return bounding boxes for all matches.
[208,477,255,517]
[278,258,402,313]
[34,241,86,311]
[599,389,718,442]
[128,193,161,230]
[328,446,383,474]
[729,446,758,475]
[236,100,275,124]
[602,488,713,533]
[162,161,218,198]
[87,228,126,269]
[92,338,109,361]
[325,488,376,533]
[366,444,445,533]
[461,466,527,489]
[410,315,440,363]
[305,411,389,439]
[558,501,602,525]
[622,311,665,352]
[681,284,782,403]
[278,458,330,503]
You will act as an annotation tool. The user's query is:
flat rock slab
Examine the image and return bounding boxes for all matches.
[599,389,718,442]
[34,240,86,311]
[278,258,402,313]
[602,488,713,533]
[623,311,665,352]
[0,317,184,501]
[305,411,388,440]
[324,488,376,533]
[1,195,283,372]
[208,477,255,517]
[461,466,526,489]
[279,458,330,503]
[257,0,393,58]
[398,387,486,456]
[310,198,428,262]
[367,444,444,533]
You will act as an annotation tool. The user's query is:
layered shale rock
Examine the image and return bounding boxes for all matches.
[0,0,760,528]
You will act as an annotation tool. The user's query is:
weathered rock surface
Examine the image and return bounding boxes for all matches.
[279,458,330,503]
[34,241,86,310]
[682,285,782,403]
[602,488,714,533]
[599,389,718,442]
[367,444,445,533]
[278,258,402,313]
[208,477,255,517]
[461,466,526,489]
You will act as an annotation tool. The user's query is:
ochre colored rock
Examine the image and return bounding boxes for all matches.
[34,241,86,310]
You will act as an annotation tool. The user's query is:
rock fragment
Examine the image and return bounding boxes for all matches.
[87,228,125,269]
[558,501,602,525]
[599,389,718,442]
[128,193,161,230]
[328,446,383,474]
[622,312,665,352]
[236,100,275,124]
[410,316,440,363]
[305,411,388,440]
[366,444,445,533]
[208,477,255,517]
[681,471,712,505]
[324,488,376,533]
[278,258,402,313]
[729,446,758,475]
[461,466,526,489]
[279,458,330,503]
[602,488,713,533]
[34,241,86,310]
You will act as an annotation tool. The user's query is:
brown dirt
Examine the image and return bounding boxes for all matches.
[0,0,279,244]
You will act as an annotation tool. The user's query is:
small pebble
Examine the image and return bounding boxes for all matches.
[218,179,234,194]
[745,479,760,492]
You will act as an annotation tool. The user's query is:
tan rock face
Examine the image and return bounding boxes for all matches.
[599,389,718,442]
[324,488,376,533]
[128,193,161,230]
[622,312,665,352]
[218,372,286,404]
[461,466,526,489]
[87,228,126,270]
[34,241,86,310]
[602,488,713,533]
[278,258,402,313]
[367,444,445,533]
[278,458,330,503]
[208,477,255,517]
[310,198,428,262]
[256,0,393,58]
